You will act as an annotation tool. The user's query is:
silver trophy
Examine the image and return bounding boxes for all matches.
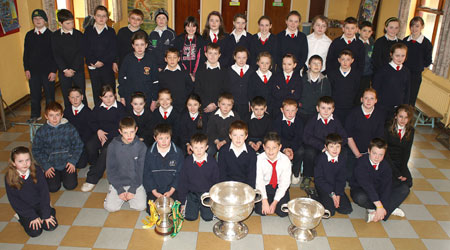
[281,198,330,241]
[201,181,262,241]
[155,196,174,236]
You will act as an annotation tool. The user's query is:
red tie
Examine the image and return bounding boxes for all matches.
[365,114,370,119]
[286,75,290,84]
[268,160,278,188]
[372,165,377,170]
[331,159,335,163]
[291,34,295,38]
[74,110,78,116]
[287,121,291,126]
[21,175,26,179]
[263,75,268,84]
[196,160,205,167]
[412,40,416,43]
[240,68,244,78]
[324,119,328,125]
[189,38,193,43]
[398,129,402,140]
[138,58,141,62]
[163,111,168,120]
[191,117,195,121]
[260,38,267,45]
[136,113,141,117]
[348,40,352,44]
[396,65,400,71]
[38,31,42,35]
[213,34,218,43]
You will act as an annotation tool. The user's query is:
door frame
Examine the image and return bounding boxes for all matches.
[219,0,250,31]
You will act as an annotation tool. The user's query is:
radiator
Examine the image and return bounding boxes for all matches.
[418,70,450,127]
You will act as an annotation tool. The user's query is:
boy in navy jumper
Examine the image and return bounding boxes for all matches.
[128,92,153,147]
[206,93,241,156]
[32,102,83,193]
[314,134,352,216]
[326,17,365,73]
[277,11,308,71]
[118,31,158,109]
[249,16,278,68]
[23,9,57,121]
[356,21,374,104]
[84,5,117,106]
[248,52,275,115]
[328,50,361,123]
[218,121,257,188]
[179,133,219,221]
[273,99,304,185]
[63,87,94,169]
[179,94,208,155]
[351,138,409,222]
[148,8,176,71]
[52,9,87,108]
[255,132,291,217]
[143,124,184,212]
[248,97,273,153]
[302,96,348,189]
[158,48,194,112]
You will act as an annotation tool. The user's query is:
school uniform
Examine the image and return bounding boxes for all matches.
[218,143,257,188]
[314,152,352,216]
[384,124,414,187]
[350,154,410,221]
[247,112,273,151]
[174,33,205,76]
[148,26,176,69]
[277,29,308,71]
[206,110,240,156]
[372,35,403,73]
[129,109,153,147]
[117,26,147,68]
[203,31,231,67]
[328,67,361,123]
[178,154,219,221]
[227,30,252,64]
[118,52,159,105]
[249,33,278,68]
[306,33,332,71]
[151,106,180,144]
[23,27,57,118]
[326,35,365,73]
[194,62,228,110]
[5,169,58,237]
[273,113,304,177]
[403,34,433,106]
[178,111,208,154]
[84,24,117,106]
[158,65,194,112]
[255,151,291,217]
[227,64,254,119]
[298,71,331,125]
[356,36,375,104]
[271,71,302,117]
[303,114,348,178]
[52,28,87,108]
[248,69,275,115]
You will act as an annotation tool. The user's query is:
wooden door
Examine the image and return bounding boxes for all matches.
[308,0,326,22]
[221,0,248,33]
[175,0,201,34]
[264,0,291,35]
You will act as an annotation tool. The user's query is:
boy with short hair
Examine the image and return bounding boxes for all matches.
[326,17,365,73]
[104,117,147,212]
[158,48,194,112]
[116,9,146,71]
[255,132,291,217]
[218,120,257,188]
[357,21,374,104]
[148,8,176,70]
[314,133,353,216]
[206,93,241,156]
[302,96,348,189]
[273,99,304,184]
[194,43,228,114]
[52,9,87,109]
[248,97,273,153]
[277,11,308,70]
[32,102,83,192]
[24,9,57,122]
[351,138,409,222]
[143,124,184,210]
[128,92,153,146]
[178,133,220,221]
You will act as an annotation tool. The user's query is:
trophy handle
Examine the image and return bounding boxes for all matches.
[280,203,289,213]
[253,189,263,203]
[322,209,331,219]
[200,192,212,207]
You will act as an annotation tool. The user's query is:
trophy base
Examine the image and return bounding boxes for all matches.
[213,221,248,241]
[288,225,317,242]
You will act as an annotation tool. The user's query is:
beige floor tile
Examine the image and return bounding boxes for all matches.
[84,192,107,208]
[409,220,450,239]
[6,125,29,133]
[290,187,307,199]
[315,222,326,236]
[439,150,450,159]
[0,187,5,199]
[72,178,86,192]
[333,213,349,218]
[413,141,436,150]
[244,215,262,234]
[127,229,164,250]
[263,235,298,250]
[439,192,450,204]
[0,203,16,221]
[181,217,200,232]
[0,151,11,161]
[14,133,31,142]
[197,232,230,250]
[412,179,435,191]
[60,225,102,247]
[417,168,448,179]
[327,237,363,250]
[104,210,140,228]
[425,205,450,221]
[403,191,422,204]
[420,134,437,142]
[429,159,450,169]
[54,207,81,225]
[350,219,389,238]
[49,190,63,205]
[0,141,11,150]
[0,222,30,243]
[390,238,427,250]
[22,245,58,250]
[410,150,426,158]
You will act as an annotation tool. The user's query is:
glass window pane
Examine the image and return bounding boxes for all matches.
[431,15,442,66]
[418,0,441,9]
[417,11,437,40]
[57,0,67,10]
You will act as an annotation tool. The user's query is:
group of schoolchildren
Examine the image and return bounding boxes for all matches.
[6,5,432,237]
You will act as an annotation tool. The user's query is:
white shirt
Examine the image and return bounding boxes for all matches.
[159,106,173,118]
[256,152,291,201]
[231,64,250,76]
[369,159,379,171]
[214,109,234,119]
[209,30,219,42]
[72,103,84,115]
[100,101,117,110]
[309,72,320,82]
[93,23,107,34]
[407,34,425,44]
[256,69,272,83]
[282,114,295,125]
[164,64,181,71]
[251,112,264,120]
[341,35,356,44]
[359,36,370,44]
[34,26,47,34]
[361,105,374,117]
[133,109,144,116]
[229,143,248,158]
[325,151,339,163]
[189,112,199,120]
[193,153,208,164]
[397,124,406,139]
[285,28,298,37]
[61,28,73,35]
[283,71,293,82]
[155,26,167,37]
[128,24,139,32]
[17,169,30,180]
[389,61,403,71]
[157,144,170,157]
[231,29,247,43]
[317,113,334,125]
[307,33,332,71]
[384,34,398,41]
[206,61,220,70]
[339,67,351,77]
[257,32,271,41]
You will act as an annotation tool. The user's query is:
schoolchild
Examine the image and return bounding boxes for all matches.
[148,8,176,70]
[277,11,308,71]
[247,97,273,153]
[249,16,278,68]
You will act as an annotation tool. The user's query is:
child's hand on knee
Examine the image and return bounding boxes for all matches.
[269,200,278,214]
[45,167,55,178]
[29,218,42,230]
[65,162,76,173]
[262,199,271,215]
[125,192,135,200]
[119,192,128,201]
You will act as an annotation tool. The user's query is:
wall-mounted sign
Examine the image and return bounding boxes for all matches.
[230,0,240,6]
[272,0,283,7]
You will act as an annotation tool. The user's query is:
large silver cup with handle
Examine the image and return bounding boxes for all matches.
[281,197,330,241]
[155,196,174,236]
[201,181,262,241]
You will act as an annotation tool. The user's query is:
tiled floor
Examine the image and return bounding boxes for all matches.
[0,86,449,249]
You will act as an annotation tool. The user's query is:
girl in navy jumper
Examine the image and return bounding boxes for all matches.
[248,52,275,116]
[202,11,231,67]
[249,16,278,68]
[83,86,127,192]
[228,14,252,66]
[5,147,58,237]
[403,17,433,106]
[128,92,153,147]
[179,94,208,155]
[385,105,415,188]
[151,89,180,145]
[372,17,402,72]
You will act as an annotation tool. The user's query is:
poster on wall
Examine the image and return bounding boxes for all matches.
[0,0,20,37]
[357,0,380,23]
[128,0,167,34]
